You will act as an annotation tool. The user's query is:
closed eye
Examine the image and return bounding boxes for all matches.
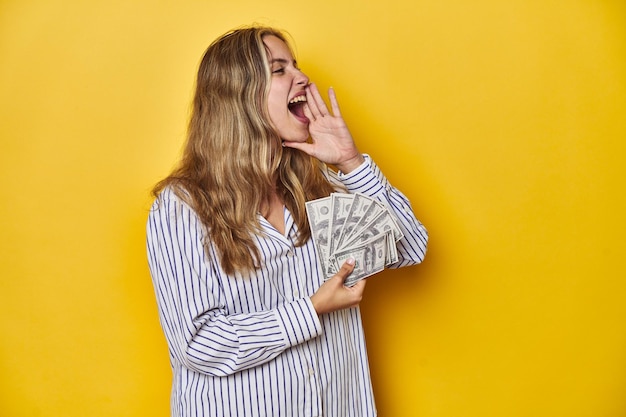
[270,58,297,75]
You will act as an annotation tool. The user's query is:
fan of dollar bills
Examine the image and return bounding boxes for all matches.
[305,193,404,286]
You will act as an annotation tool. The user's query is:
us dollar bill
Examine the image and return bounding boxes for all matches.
[306,192,405,285]
[327,193,354,274]
[336,198,385,249]
[339,210,403,253]
[333,233,388,286]
[306,197,331,274]
[335,193,376,251]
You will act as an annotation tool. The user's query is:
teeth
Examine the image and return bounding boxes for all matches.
[289,95,307,105]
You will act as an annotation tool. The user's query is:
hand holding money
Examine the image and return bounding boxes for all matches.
[310,257,367,314]
[306,193,404,286]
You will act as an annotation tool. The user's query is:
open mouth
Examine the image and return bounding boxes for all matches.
[288,95,309,123]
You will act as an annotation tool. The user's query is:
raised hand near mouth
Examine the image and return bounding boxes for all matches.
[282,83,365,174]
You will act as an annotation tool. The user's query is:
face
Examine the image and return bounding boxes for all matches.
[264,35,310,142]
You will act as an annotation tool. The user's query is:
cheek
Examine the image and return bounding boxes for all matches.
[266,100,284,127]
[267,90,285,117]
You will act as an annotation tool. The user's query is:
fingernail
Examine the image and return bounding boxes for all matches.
[346,257,355,265]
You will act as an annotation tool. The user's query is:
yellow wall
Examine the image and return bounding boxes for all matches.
[1,0,625,416]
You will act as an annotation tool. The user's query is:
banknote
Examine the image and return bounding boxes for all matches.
[342,202,404,266]
[335,193,379,251]
[306,193,404,286]
[334,233,388,287]
[327,193,355,274]
[305,197,331,274]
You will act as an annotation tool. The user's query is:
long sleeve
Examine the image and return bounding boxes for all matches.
[146,189,323,377]
[328,154,429,268]
[146,156,426,416]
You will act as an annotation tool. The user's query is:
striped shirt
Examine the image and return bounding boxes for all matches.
[146,155,428,417]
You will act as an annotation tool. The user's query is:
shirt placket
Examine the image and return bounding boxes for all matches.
[284,212,323,417]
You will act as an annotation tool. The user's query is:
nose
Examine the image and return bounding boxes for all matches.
[295,68,309,86]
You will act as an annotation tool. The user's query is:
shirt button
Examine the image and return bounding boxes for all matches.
[293,290,299,298]
[308,368,315,375]
[286,250,294,258]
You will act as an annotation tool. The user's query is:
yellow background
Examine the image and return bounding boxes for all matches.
[1,0,625,416]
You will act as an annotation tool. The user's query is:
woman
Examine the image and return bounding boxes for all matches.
[147,26,428,417]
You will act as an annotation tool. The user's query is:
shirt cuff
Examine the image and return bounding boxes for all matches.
[337,154,390,196]
[275,297,323,348]
[337,154,371,178]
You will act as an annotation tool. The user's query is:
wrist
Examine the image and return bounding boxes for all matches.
[336,154,365,174]
[309,295,323,315]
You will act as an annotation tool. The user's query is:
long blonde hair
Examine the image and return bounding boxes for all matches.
[153,26,338,275]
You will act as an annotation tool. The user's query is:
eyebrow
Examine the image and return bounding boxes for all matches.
[269,58,297,66]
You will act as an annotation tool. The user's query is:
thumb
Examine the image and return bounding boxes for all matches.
[335,258,356,283]
[281,140,309,152]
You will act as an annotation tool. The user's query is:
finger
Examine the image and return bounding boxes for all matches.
[281,140,313,156]
[345,278,366,307]
[336,258,356,279]
[307,83,330,117]
[305,85,322,119]
[350,278,367,294]
[328,87,342,117]
[328,271,346,286]
[302,100,315,122]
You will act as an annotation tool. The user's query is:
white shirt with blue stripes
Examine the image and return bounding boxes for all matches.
[146,155,428,417]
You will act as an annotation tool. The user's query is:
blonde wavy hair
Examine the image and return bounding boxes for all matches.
[153,26,338,275]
